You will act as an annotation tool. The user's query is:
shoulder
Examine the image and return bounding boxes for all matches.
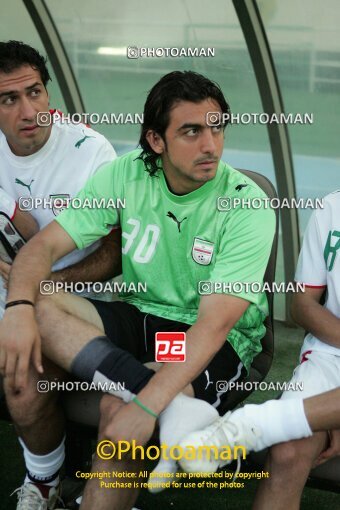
[218,161,268,200]
[310,190,340,228]
[89,148,145,181]
[321,190,340,211]
[105,148,146,175]
[53,119,114,154]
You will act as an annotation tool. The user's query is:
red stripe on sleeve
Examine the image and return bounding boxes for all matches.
[10,202,18,221]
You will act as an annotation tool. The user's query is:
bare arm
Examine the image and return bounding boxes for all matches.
[0,221,76,390]
[11,208,39,241]
[51,228,122,284]
[291,286,340,347]
[7,221,76,302]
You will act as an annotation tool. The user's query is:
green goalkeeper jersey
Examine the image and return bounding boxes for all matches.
[56,149,275,371]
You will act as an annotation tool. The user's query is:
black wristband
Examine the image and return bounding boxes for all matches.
[5,300,35,309]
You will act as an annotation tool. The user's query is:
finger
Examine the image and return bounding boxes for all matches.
[0,260,10,273]
[0,269,9,282]
[15,351,30,391]
[314,448,335,466]
[313,457,327,468]
[5,352,17,391]
[314,450,337,467]
[32,337,44,374]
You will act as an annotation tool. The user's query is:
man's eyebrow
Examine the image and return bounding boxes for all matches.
[0,82,42,99]
[177,123,203,131]
[25,82,42,91]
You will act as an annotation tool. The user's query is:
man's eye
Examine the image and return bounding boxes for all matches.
[3,96,15,105]
[185,128,198,136]
[31,89,41,97]
[212,125,223,133]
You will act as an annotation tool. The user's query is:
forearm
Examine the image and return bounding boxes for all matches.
[12,208,39,240]
[137,319,227,414]
[6,222,75,304]
[293,298,340,348]
[51,235,122,284]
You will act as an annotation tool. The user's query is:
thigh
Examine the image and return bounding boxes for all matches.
[41,290,105,331]
[85,299,147,358]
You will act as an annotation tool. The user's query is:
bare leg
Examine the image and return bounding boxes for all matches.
[304,388,340,431]
[253,432,328,510]
[5,292,105,455]
[36,292,105,369]
[4,359,66,453]
[80,395,143,510]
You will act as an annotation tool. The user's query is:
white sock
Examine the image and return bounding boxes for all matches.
[148,394,219,493]
[230,398,312,451]
[19,436,65,486]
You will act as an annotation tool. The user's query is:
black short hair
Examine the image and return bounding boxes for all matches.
[138,71,230,176]
[0,40,51,87]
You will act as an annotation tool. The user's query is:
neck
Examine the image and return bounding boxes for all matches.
[9,125,52,156]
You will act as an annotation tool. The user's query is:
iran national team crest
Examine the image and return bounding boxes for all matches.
[50,194,71,216]
[192,237,214,265]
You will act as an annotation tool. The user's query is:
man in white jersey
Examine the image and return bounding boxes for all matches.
[0,40,120,510]
[0,70,276,510]
[178,191,340,509]
[252,190,340,509]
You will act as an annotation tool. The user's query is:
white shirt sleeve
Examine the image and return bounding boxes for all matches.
[89,139,117,178]
[0,187,17,220]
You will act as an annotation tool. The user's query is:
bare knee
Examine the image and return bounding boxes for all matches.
[268,435,326,472]
[6,376,56,428]
[5,360,67,428]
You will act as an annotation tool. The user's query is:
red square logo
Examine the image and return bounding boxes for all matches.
[155,332,186,362]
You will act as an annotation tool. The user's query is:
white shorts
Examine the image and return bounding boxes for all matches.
[281,350,340,400]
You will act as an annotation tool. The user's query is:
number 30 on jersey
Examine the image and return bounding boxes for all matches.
[122,218,160,263]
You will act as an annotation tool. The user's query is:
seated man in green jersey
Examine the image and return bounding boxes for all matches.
[0,71,275,510]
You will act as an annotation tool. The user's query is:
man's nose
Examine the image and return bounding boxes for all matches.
[20,97,36,120]
[200,128,216,153]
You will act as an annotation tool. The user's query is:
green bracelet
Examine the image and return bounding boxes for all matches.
[132,396,158,419]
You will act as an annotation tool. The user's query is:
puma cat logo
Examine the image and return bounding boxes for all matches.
[235,184,248,191]
[75,129,96,148]
[167,211,187,233]
[15,178,34,195]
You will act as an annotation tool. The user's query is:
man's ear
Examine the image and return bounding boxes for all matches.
[145,130,165,154]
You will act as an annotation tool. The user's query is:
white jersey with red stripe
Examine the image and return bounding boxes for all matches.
[295,190,340,356]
